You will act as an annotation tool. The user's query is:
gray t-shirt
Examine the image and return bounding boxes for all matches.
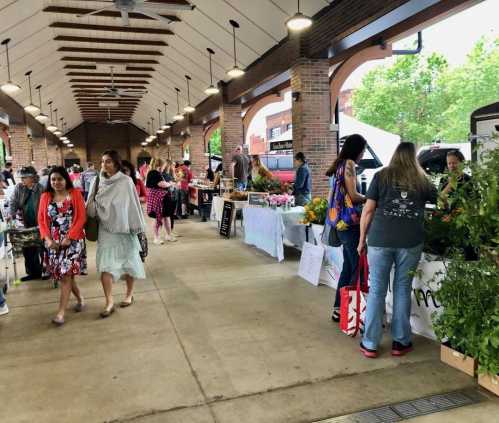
[367,172,437,248]
[232,154,249,183]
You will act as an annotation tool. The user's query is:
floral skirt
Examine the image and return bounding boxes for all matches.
[46,239,87,281]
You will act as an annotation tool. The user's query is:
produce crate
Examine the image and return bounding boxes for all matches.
[478,373,499,397]
[440,343,476,377]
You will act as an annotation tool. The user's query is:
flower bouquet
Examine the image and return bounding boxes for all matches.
[267,193,295,209]
[301,197,328,225]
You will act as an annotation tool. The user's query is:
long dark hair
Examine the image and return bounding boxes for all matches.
[102,150,123,172]
[121,159,137,185]
[45,166,74,193]
[326,134,367,176]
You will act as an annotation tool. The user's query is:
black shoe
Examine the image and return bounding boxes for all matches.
[331,310,340,322]
[21,275,40,282]
[391,341,413,356]
[201,217,207,222]
[181,215,188,219]
[360,342,378,358]
[41,275,51,281]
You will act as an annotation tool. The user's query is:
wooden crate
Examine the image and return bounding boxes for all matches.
[440,344,476,377]
[478,373,499,397]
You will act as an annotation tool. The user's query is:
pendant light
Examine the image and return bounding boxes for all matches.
[24,71,40,115]
[205,48,219,95]
[286,0,312,32]
[156,108,164,134]
[141,141,148,147]
[53,109,62,136]
[227,20,245,79]
[162,102,171,130]
[67,143,74,148]
[34,85,49,123]
[149,117,156,142]
[183,75,195,113]
[173,88,184,121]
[46,102,58,132]
[0,39,21,95]
[145,122,152,142]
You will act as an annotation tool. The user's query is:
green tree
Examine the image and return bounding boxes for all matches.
[209,127,221,155]
[352,37,499,144]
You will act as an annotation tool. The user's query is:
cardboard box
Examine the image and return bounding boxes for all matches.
[440,344,476,376]
[478,373,499,397]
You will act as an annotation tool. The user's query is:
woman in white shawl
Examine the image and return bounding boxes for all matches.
[87,150,146,318]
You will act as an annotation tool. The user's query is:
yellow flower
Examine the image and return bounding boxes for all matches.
[313,198,321,205]
[336,220,349,231]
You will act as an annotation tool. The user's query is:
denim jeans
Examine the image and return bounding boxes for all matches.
[0,284,5,307]
[295,193,311,206]
[334,226,360,308]
[362,244,423,350]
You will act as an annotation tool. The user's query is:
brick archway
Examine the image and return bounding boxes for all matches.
[330,45,393,122]
[242,92,289,140]
[204,121,220,148]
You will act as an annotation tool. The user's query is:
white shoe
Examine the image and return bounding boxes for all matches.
[153,237,164,245]
[166,235,178,242]
[172,231,182,237]
[0,303,9,316]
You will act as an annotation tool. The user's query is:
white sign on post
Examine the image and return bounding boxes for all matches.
[298,242,325,286]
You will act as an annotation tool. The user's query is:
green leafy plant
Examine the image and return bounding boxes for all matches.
[302,198,328,225]
[249,175,282,193]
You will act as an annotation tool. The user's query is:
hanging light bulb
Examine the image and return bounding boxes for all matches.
[149,117,156,142]
[63,139,70,144]
[0,39,21,95]
[227,20,245,79]
[205,48,220,95]
[286,0,312,32]
[23,71,40,115]
[141,141,148,147]
[34,85,49,123]
[46,102,58,132]
[156,108,164,134]
[173,88,184,121]
[162,102,171,129]
[53,109,62,136]
[183,75,195,113]
[67,143,74,148]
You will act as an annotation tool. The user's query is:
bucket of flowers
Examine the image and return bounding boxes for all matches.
[267,193,295,209]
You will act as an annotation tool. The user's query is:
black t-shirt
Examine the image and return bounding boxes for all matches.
[146,169,164,189]
[367,172,437,248]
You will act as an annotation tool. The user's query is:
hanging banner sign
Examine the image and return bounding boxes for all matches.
[270,140,293,151]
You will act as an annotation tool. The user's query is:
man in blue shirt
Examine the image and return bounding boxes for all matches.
[293,152,312,206]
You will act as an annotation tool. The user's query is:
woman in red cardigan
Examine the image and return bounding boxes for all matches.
[38,166,87,326]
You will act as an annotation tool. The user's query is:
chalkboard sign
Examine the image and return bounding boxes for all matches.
[248,192,268,207]
[219,201,234,238]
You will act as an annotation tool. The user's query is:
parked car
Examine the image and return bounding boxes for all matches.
[259,154,295,184]
[417,142,471,174]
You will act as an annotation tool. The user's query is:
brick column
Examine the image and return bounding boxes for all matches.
[9,123,31,171]
[187,125,207,177]
[219,101,242,174]
[32,137,48,170]
[47,142,62,166]
[291,59,337,198]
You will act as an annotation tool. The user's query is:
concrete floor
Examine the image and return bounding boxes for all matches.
[1,218,497,423]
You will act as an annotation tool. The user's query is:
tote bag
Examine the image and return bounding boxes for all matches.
[339,253,369,337]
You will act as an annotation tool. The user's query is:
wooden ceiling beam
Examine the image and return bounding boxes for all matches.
[64,65,156,72]
[69,79,149,84]
[50,22,174,35]
[43,6,181,22]
[62,57,158,64]
[54,36,168,46]
[58,47,163,56]
[68,72,152,78]
[72,85,147,89]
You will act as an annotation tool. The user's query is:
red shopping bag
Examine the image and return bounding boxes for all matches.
[339,253,369,337]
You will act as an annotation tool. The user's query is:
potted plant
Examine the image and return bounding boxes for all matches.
[431,146,499,381]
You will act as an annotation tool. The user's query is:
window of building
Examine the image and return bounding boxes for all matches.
[269,127,281,139]
[286,123,292,131]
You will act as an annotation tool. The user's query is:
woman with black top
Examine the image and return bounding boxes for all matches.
[146,159,177,244]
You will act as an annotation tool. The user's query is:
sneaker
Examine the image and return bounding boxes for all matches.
[360,342,378,358]
[0,303,9,316]
[153,237,164,245]
[331,309,340,322]
[171,231,182,237]
[391,341,413,356]
[166,235,178,242]
[20,275,39,282]
[73,302,86,313]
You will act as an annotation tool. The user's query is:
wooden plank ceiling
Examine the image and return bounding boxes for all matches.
[1,0,331,132]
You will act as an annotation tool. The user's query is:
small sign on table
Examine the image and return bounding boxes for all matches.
[248,192,268,207]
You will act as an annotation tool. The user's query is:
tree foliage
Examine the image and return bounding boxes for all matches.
[352,38,499,144]
[209,128,221,155]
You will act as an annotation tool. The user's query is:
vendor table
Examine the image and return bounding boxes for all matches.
[242,206,306,261]
[188,184,216,220]
[210,196,247,236]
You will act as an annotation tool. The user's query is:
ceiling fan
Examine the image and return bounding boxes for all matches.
[77,0,194,26]
[105,108,128,124]
[103,66,147,98]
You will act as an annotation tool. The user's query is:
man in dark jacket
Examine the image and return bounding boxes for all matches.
[293,152,312,206]
[9,166,45,281]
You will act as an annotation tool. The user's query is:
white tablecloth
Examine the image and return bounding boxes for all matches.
[242,206,305,261]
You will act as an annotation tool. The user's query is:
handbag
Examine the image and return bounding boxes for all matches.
[137,232,148,262]
[320,224,341,248]
[327,163,361,231]
[85,175,100,242]
[339,253,369,337]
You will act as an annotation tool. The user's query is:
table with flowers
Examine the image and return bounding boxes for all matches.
[242,194,306,261]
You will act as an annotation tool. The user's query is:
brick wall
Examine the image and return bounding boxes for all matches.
[9,123,31,171]
[291,59,337,198]
[47,141,62,167]
[186,125,207,177]
[32,137,48,170]
[219,102,242,173]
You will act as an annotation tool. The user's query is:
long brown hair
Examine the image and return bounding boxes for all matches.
[379,142,431,192]
[326,134,367,176]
